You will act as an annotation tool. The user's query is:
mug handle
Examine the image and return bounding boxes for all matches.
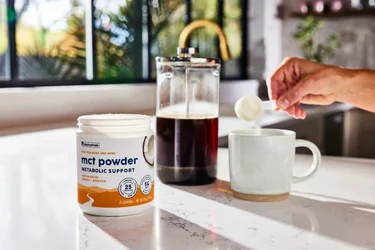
[292,139,322,183]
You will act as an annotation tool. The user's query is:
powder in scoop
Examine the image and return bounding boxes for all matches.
[234,95,263,122]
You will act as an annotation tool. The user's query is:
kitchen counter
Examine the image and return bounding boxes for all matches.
[1,127,375,250]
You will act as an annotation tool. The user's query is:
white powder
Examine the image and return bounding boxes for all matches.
[234,95,263,122]
[254,118,262,135]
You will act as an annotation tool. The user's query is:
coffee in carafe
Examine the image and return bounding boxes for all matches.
[155,47,220,185]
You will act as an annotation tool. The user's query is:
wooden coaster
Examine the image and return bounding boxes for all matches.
[232,190,289,202]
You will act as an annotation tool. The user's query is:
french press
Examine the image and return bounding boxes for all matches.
[155,47,221,185]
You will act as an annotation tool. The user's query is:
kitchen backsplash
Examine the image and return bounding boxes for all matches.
[283,0,375,69]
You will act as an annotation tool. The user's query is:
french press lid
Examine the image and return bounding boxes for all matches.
[155,47,221,65]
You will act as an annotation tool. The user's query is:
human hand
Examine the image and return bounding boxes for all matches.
[267,57,347,119]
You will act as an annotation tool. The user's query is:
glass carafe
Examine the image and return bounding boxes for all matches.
[155,47,220,185]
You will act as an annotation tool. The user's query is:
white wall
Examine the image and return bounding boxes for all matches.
[264,0,283,78]
[249,0,265,80]
[248,0,283,80]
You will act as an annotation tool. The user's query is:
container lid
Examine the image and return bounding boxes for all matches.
[155,47,220,65]
[77,114,151,127]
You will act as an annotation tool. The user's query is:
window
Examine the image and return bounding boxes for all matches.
[16,0,86,79]
[0,0,8,79]
[1,0,248,87]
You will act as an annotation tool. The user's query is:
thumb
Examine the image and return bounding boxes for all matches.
[276,78,314,109]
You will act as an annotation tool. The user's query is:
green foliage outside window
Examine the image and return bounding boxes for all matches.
[11,0,244,81]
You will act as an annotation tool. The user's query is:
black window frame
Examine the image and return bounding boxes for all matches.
[1,0,248,88]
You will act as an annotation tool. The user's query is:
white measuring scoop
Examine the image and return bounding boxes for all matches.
[235,95,277,122]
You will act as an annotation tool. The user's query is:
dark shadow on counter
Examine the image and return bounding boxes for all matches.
[79,207,251,250]
[172,179,375,249]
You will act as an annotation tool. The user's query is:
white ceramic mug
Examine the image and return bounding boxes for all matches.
[229,129,321,202]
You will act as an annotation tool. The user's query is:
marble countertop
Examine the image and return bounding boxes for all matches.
[1,127,375,250]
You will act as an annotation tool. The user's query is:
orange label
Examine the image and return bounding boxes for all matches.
[77,135,154,208]
[78,182,154,208]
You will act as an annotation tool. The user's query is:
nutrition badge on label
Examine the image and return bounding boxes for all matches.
[140,175,152,195]
[118,177,138,198]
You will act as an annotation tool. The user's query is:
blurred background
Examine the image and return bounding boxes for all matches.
[0,0,374,159]
[1,0,373,85]
[0,0,245,82]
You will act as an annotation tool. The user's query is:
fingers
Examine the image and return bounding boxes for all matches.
[267,57,331,119]
[267,75,284,101]
[267,57,296,101]
[267,57,305,101]
[267,57,327,102]
[276,75,318,109]
[283,103,306,119]
[296,107,307,119]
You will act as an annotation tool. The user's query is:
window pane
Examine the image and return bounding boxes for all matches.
[95,0,146,81]
[223,0,242,78]
[150,0,186,78]
[190,0,218,58]
[16,0,86,79]
[0,0,7,79]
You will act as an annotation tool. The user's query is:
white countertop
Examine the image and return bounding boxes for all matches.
[1,127,375,250]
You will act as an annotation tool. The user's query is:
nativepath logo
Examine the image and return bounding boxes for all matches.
[81,141,100,148]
